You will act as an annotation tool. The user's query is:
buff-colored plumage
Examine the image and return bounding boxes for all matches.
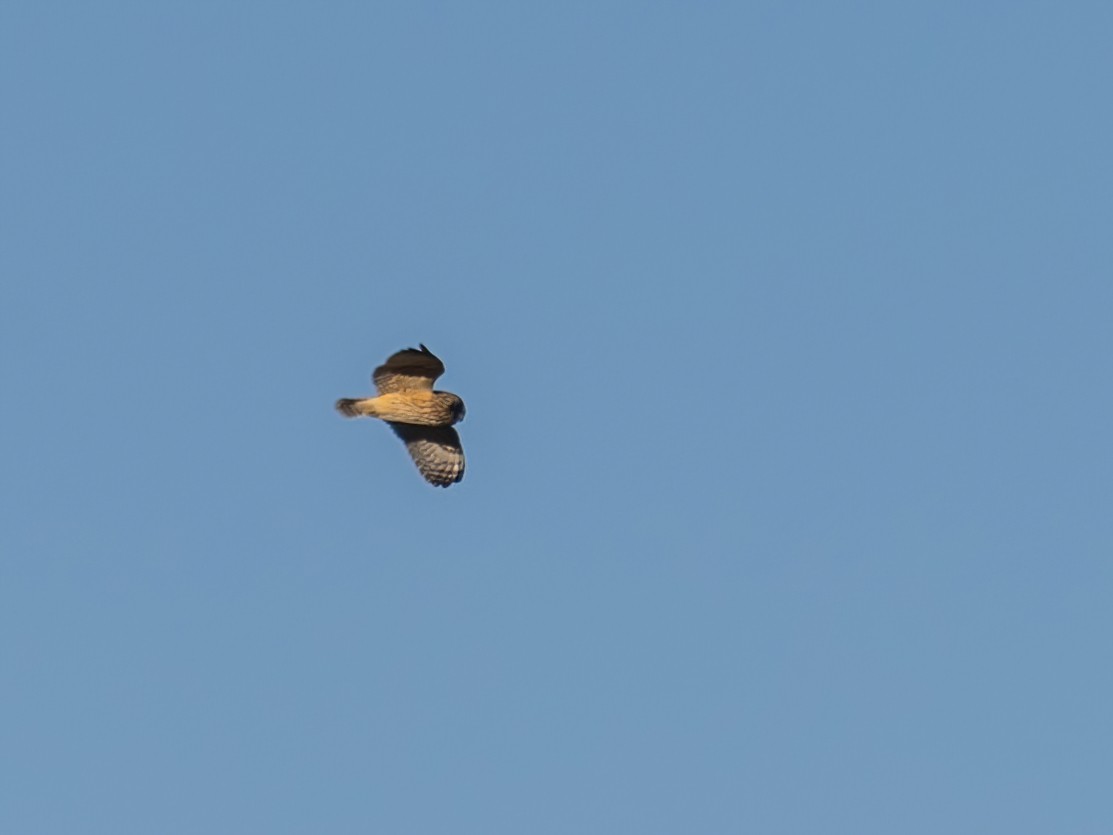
[336,345,466,487]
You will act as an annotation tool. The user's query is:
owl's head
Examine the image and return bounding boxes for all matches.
[443,393,466,424]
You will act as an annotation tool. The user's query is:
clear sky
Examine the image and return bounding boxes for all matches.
[2,3,1111,833]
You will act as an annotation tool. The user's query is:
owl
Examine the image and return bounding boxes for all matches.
[335,345,465,487]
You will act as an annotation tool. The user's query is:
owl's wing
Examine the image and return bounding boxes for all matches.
[373,344,446,394]
[388,423,465,487]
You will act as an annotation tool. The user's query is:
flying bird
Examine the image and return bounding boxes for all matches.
[335,344,466,487]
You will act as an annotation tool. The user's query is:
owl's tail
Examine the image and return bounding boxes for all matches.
[335,398,375,418]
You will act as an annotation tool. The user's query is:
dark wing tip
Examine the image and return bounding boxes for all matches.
[415,343,441,363]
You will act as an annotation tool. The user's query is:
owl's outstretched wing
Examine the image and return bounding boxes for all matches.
[387,422,465,487]
[373,344,446,394]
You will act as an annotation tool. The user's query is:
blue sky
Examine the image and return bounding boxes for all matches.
[2,3,1111,832]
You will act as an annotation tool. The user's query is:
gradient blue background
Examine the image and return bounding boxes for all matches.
[2,4,1111,832]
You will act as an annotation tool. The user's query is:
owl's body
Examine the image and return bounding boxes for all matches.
[335,345,466,487]
[336,390,465,426]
